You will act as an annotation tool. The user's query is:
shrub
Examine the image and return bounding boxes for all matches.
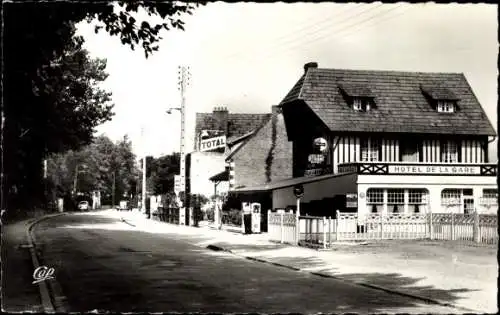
[222,209,242,226]
[205,208,215,221]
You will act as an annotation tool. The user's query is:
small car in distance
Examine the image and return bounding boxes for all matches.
[78,201,89,211]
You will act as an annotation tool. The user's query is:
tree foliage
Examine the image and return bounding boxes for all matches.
[47,135,138,206]
[141,153,180,196]
[3,1,203,210]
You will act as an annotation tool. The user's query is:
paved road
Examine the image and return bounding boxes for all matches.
[33,213,458,313]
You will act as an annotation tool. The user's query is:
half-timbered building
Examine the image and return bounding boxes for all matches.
[231,62,497,216]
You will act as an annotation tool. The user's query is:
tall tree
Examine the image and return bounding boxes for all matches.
[144,153,180,195]
[3,1,203,211]
[46,135,138,206]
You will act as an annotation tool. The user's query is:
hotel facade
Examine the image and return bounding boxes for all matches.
[231,62,497,217]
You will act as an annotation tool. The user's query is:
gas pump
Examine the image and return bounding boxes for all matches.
[251,203,261,233]
[242,202,252,234]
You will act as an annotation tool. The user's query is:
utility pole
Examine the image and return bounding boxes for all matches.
[0,108,4,213]
[168,66,190,225]
[178,65,189,225]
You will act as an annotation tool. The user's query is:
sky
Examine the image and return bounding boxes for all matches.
[76,2,498,160]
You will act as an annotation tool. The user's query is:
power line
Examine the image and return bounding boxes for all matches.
[330,5,412,42]
[220,3,363,62]
[224,3,386,65]
[233,4,409,66]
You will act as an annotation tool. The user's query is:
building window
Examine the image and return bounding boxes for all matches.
[481,189,498,207]
[441,140,458,163]
[400,140,420,162]
[437,101,455,113]
[361,138,380,162]
[353,98,371,112]
[483,189,498,199]
[441,189,461,206]
[408,189,428,213]
[367,188,384,213]
[387,189,404,213]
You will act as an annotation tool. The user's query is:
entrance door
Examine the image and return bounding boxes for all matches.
[463,197,474,214]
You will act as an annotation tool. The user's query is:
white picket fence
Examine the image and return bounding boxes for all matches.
[268,212,298,245]
[267,210,498,247]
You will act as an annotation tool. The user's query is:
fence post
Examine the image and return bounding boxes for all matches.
[429,212,433,240]
[328,217,332,247]
[336,210,340,241]
[295,210,300,245]
[380,214,384,239]
[323,216,327,249]
[451,212,455,241]
[280,212,284,244]
[267,210,270,236]
[473,210,480,243]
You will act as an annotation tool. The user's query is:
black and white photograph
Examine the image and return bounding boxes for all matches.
[1,1,498,313]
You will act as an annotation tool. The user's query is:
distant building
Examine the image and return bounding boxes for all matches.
[187,107,271,198]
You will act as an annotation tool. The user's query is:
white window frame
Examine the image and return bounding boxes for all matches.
[367,188,384,213]
[387,189,405,213]
[361,138,380,162]
[366,188,429,214]
[441,140,458,163]
[480,189,498,207]
[353,98,371,112]
[408,189,428,213]
[441,189,461,206]
[437,100,455,113]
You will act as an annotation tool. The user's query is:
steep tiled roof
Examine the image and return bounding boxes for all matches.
[194,112,271,142]
[420,84,459,101]
[338,83,374,98]
[280,68,496,136]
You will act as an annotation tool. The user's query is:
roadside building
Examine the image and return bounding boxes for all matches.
[188,107,271,199]
[231,62,497,217]
[207,105,294,229]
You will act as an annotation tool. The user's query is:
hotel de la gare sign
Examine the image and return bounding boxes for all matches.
[389,164,481,175]
[337,163,496,176]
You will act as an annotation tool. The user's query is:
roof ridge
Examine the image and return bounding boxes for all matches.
[298,71,308,100]
[312,67,464,75]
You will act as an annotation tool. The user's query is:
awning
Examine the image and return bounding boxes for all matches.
[231,173,351,193]
[209,170,229,182]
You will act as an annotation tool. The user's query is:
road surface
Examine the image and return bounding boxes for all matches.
[32,212,459,313]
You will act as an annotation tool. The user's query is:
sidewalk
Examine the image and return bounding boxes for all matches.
[115,211,497,313]
[1,218,44,312]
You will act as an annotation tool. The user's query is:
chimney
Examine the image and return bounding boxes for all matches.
[304,62,318,73]
[213,106,229,135]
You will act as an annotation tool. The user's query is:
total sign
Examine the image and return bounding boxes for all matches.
[200,135,226,152]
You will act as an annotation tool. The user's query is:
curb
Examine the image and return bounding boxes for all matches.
[120,217,136,227]
[206,244,479,313]
[26,212,69,313]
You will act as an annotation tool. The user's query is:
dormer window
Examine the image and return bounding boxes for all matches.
[353,98,371,112]
[437,100,455,113]
[420,84,459,113]
[338,84,375,112]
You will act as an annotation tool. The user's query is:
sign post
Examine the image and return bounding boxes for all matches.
[293,184,304,245]
[293,184,304,216]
